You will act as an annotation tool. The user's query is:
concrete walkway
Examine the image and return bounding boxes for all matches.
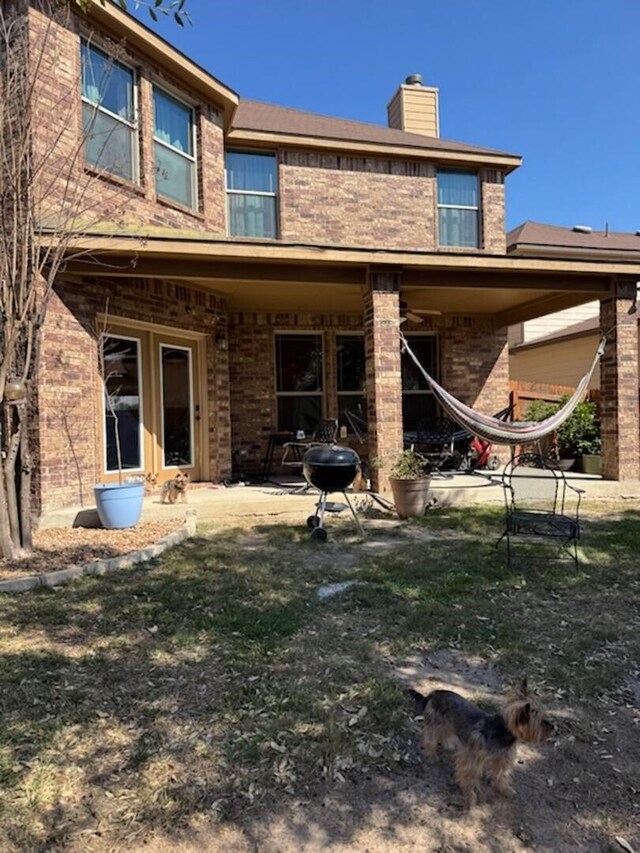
[37,470,640,530]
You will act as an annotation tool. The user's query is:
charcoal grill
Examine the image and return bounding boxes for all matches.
[302,445,364,541]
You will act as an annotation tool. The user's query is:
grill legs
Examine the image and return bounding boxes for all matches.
[307,490,364,541]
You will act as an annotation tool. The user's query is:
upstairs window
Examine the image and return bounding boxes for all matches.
[437,170,479,248]
[153,87,197,209]
[226,152,277,238]
[81,42,137,182]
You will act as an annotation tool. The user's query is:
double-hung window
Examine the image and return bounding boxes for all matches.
[226,152,278,238]
[336,334,365,427]
[81,42,137,182]
[153,87,197,209]
[275,334,323,432]
[401,335,438,432]
[437,170,479,248]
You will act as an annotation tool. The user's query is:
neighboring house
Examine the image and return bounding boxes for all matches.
[508,223,640,392]
[511,316,602,391]
[10,1,640,514]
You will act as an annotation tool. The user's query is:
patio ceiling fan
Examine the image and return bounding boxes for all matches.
[399,299,442,325]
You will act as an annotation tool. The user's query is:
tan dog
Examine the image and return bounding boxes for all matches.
[144,473,158,496]
[409,678,554,807]
[160,472,190,504]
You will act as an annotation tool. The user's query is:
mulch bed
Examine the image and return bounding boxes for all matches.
[0,521,184,581]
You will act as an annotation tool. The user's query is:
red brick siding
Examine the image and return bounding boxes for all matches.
[600,286,640,480]
[279,152,437,250]
[482,182,506,254]
[37,277,229,512]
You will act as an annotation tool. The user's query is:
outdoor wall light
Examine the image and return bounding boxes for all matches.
[216,331,228,351]
[627,281,640,316]
[3,379,28,403]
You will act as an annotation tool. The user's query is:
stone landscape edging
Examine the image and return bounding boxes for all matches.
[0,511,197,594]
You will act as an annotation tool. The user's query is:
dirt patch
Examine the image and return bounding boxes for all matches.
[0,520,184,580]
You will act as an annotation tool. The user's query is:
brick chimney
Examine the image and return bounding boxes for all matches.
[387,74,440,138]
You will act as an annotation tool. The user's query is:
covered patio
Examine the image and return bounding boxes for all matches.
[39,230,639,516]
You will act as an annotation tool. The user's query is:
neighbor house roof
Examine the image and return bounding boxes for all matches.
[228,100,522,169]
[508,222,640,258]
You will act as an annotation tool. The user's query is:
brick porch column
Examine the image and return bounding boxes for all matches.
[363,269,403,493]
[600,281,640,481]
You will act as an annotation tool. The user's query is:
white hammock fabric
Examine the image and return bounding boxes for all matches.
[400,332,605,446]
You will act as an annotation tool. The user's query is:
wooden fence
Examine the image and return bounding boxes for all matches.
[509,380,600,421]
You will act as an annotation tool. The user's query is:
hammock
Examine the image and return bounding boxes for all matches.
[400,332,605,446]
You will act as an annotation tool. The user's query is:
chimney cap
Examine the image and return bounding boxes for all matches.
[405,73,423,86]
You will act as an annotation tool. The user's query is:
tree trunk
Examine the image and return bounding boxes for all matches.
[18,401,33,552]
[4,420,22,554]
[0,465,16,559]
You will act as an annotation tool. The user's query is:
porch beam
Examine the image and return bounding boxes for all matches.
[53,234,640,277]
[63,259,366,286]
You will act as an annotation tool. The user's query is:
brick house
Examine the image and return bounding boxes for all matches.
[13,0,640,514]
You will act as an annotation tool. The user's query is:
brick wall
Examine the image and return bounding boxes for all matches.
[279,153,437,251]
[37,277,229,512]
[440,318,510,414]
[481,179,506,254]
[279,151,507,253]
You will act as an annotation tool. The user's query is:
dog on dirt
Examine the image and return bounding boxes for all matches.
[160,473,190,504]
[408,678,554,807]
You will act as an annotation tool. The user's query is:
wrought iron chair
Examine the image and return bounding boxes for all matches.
[496,453,584,567]
[411,417,458,476]
[281,418,339,468]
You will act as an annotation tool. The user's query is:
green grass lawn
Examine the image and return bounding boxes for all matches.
[0,504,638,850]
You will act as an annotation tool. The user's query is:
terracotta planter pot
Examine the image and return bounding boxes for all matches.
[581,454,602,476]
[389,477,431,519]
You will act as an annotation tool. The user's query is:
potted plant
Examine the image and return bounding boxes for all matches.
[557,399,601,475]
[93,331,145,529]
[387,448,432,519]
[525,398,601,474]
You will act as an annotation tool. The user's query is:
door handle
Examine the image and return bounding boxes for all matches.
[195,404,201,422]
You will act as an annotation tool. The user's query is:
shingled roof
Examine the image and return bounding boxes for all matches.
[508,221,640,255]
[230,99,520,160]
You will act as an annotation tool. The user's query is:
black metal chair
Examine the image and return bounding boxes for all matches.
[496,453,584,567]
[281,418,339,468]
[412,417,459,476]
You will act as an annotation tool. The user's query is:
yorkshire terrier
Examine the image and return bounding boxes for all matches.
[408,678,554,807]
[160,472,190,504]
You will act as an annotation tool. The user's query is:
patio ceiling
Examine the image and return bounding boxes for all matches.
[61,235,634,325]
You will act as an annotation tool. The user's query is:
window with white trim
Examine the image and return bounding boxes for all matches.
[401,335,438,431]
[275,334,323,432]
[81,42,138,182]
[437,170,479,248]
[226,151,278,238]
[336,334,365,427]
[153,87,197,209]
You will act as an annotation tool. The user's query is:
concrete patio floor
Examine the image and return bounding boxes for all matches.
[37,469,640,530]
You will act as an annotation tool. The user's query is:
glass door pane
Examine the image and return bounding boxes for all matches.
[102,334,143,472]
[160,345,193,467]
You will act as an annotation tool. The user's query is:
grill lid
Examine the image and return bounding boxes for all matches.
[302,445,360,467]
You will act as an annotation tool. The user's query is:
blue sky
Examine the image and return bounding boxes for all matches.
[138,0,640,233]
